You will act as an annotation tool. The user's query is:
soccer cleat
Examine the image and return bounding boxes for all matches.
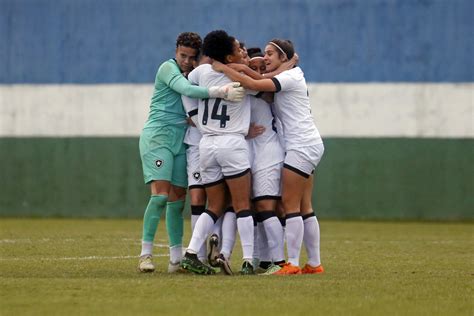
[301,263,324,274]
[254,266,267,274]
[273,263,302,275]
[259,263,282,275]
[181,252,216,275]
[239,261,255,275]
[207,234,220,267]
[216,254,233,275]
[138,255,155,273]
[168,261,186,273]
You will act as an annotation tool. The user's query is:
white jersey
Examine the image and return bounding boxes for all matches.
[272,67,323,150]
[248,97,284,171]
[188,64,251,136]
[183,125,202,146]
[181,93,202,146]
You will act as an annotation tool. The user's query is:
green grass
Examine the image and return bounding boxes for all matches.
[0,219,472,315]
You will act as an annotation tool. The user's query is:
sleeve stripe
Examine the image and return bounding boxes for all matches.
[271,78,282,92]
[188,109,198,117]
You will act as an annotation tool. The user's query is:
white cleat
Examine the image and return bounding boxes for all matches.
[168,261,182,273]
[138,255,155,273]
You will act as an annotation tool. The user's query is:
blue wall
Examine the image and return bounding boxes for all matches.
[1,0,472,83]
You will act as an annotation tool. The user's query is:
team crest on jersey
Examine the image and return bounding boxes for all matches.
[155,159,164,168]
[193,172,201,180]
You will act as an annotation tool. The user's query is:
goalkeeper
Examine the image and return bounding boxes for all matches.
[138,32,244,273]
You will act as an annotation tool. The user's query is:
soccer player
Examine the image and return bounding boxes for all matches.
[138,32,245,273]
[245,49,287,275]
[213,39,325,275]
[180,30,255,275]
[182,55,227,266]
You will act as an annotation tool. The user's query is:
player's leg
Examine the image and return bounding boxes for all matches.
[299,143,325,274]
[181,137,223,274]
[252,164,286,274]
[181,181,226,274]
[138,129,175,272]
[274,149,317,275]
[255,199,286,269]
[300,174,323,274]
[272,167,306,275]
[186,144,208,262]
[225,170,254,274]
[218,203,236,275]
[166,184,187,272]
[164,142,189,272]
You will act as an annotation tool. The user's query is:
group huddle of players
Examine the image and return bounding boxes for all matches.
[138,30,324,276]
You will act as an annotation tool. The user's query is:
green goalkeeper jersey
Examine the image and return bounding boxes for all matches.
[143,59,209,129]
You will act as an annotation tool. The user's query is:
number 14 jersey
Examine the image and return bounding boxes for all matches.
[188,64,251,136]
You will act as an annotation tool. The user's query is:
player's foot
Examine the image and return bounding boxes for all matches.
[138,254,155,273]
[168,261,186,273]
[301,263,324,274]
[259,263,283,275]
[254,266,266,274]
[239,261,255,275]
[181,252,216,275]
[207,234,220,267]
[273,263,302,275]
[216,253,233,275]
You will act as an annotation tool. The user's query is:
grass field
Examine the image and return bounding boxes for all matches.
[0,219,472,315]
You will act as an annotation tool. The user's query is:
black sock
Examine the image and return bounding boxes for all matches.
[259,261,272,269]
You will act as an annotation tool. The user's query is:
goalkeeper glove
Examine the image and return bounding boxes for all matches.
[208,82,245,102]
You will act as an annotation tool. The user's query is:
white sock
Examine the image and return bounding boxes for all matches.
[220,211,236,259]
[285,215,304,266]
[169,244,183,264]
[191,213,207,261]
[253,224,260,262]
[187,212,215,254]
[263,216,285,262]
[303,214,321,267]
[191,214,200,231]
[212,216,223,237]
[199,216,223,261]
[257,222,271,262]
[237,215,254,261]
[140,241,153,257]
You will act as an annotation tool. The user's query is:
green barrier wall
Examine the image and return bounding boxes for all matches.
[0,138,472,220]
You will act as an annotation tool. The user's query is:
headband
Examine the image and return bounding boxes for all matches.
[268,41,287,59]
[249,56,264,61]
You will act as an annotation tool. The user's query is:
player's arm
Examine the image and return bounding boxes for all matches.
[213,61,276,92]
[227,63,263,80]
[226,54,297,80]
[158,61,244,102]
[158,61,209,98]
[263,54,298,78]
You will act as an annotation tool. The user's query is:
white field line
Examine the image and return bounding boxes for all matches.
[0,254,168,261]
[0,238,168,248]
[1,238,469,245]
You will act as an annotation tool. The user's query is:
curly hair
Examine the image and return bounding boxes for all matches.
[268,38,294,60]
[202,30,235,64]
[176,32,202,51]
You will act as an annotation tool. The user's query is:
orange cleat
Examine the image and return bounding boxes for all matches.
[273,263,302,275]
[301,263,324,274]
